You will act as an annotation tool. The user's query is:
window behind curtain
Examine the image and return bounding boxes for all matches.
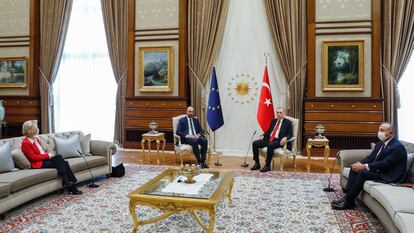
[398,53,414,142]
[53,0,116,141]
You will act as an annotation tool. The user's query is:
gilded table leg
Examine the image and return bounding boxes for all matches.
[147,140,151,164]
[129,201,139,233]
[141,139,146,164]
[161,139,166,164]
[306,143,311,173]
[208,209,216,233]
[156,139,160,165]
[324,145,331,173]
[227,178,234,206]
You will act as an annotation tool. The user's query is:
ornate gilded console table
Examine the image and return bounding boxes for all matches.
[128,168,235,233]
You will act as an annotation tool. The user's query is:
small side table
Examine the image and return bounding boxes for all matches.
[141,132,166,165]
[306,138,330,173]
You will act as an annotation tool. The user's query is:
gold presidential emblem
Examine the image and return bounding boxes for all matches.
[227,73,259,104]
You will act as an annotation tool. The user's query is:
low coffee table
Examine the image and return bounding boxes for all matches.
[128,168,235,233]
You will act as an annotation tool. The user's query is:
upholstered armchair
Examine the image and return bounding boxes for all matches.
[259,116,299,171]
[172,115,211,166]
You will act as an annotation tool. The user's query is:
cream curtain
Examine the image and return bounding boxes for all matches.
[101,0,128,145]
[39,0,73,133]
[382,0,414,134]
[188,0,229,127]
[263,0,307,151]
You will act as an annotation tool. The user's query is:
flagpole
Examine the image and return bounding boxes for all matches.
[213,131,222,166]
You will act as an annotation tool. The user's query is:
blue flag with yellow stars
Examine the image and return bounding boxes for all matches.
[206,66,224,131]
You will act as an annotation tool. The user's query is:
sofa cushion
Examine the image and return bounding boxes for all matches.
[394,212,414,233]
[0,142,15,173]
[0,183,10,198]
[11,148,31,169]
[370,185,414,222]
[0,169,57,192]
[80,134,92,155]
[363,180,388,194]
[66,156,107,173]
[55,134,82,159]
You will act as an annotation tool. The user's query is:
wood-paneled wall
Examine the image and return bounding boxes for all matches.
[124,0,188,149]
[305,0,383,156]
[0,0,40,138]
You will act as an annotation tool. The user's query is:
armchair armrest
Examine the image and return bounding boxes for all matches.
[337,149,371,169]
[282,137,296,149]
[90,140,117,173]
[174,134,182,146]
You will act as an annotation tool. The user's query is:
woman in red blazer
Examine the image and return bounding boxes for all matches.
[21,120,82,195]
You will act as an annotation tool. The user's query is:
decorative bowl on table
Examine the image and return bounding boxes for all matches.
[148,120,158,134]
[314,123,326,139]
[180,165,200,184]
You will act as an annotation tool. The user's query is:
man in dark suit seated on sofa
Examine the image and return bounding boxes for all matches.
[251,107,293,173]
[331,122,407,210]
[176,106,209,168]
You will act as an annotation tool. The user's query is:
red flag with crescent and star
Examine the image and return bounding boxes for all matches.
[257,65,275,131]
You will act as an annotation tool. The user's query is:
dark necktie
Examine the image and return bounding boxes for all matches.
[269,120,281,142]
[374,142,385,161]
[189,118,196,135]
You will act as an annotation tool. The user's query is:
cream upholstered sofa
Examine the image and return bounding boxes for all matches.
[338,141,414,233]
[0,131,116,217]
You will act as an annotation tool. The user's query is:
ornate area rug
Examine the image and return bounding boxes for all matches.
[0,165,385,233]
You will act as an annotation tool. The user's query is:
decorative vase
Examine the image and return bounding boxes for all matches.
[0,100,5,121]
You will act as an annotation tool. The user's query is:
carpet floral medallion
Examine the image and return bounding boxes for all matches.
[0,165,385,233]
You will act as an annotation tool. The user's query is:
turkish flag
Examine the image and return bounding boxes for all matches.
[257,65,275,132]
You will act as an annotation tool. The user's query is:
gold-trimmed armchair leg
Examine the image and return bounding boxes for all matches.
[280,156,284,171]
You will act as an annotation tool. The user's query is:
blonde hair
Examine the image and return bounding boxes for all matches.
[22,120,39,137]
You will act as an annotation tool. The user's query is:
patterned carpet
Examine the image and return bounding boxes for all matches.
[0,164,385,233]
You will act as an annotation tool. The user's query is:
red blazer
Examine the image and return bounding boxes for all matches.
[21,137,49,169]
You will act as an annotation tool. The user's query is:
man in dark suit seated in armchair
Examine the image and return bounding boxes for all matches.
[251,107,293,173]
[331,122,407,210]
[176,106,209,168]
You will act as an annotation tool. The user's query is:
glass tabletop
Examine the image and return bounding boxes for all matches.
[139,169,228,199]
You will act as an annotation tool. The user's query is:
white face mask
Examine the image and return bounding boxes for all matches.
[377,131,387,141]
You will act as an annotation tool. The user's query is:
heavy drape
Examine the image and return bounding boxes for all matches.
[382,0,414,134]
[39,0,73,133]
[187,0,229,127]
[263,0,307,151]
[101,0,128,145]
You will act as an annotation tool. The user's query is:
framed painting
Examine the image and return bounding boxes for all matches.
[322,41,364,91]
[138,46,174,92]
[0,57,27,88]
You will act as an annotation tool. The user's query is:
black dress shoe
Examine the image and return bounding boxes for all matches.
[331,200,355,210]
[199,163,206,169]
[68,186,83,195]
[202,162,209,169]
[260,165,271,173]
[331,197,346,205]
[250,163,261,170]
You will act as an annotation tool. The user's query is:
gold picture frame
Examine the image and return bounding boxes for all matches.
[322,40,364,91]
[0,57,28,88]
[138,46,174,92]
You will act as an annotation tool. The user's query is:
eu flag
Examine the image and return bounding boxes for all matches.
[206,66,224,131]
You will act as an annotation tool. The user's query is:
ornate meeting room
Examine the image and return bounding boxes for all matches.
[0,0,414,232]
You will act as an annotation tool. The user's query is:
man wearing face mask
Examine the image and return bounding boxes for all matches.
[331,122,407,210]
